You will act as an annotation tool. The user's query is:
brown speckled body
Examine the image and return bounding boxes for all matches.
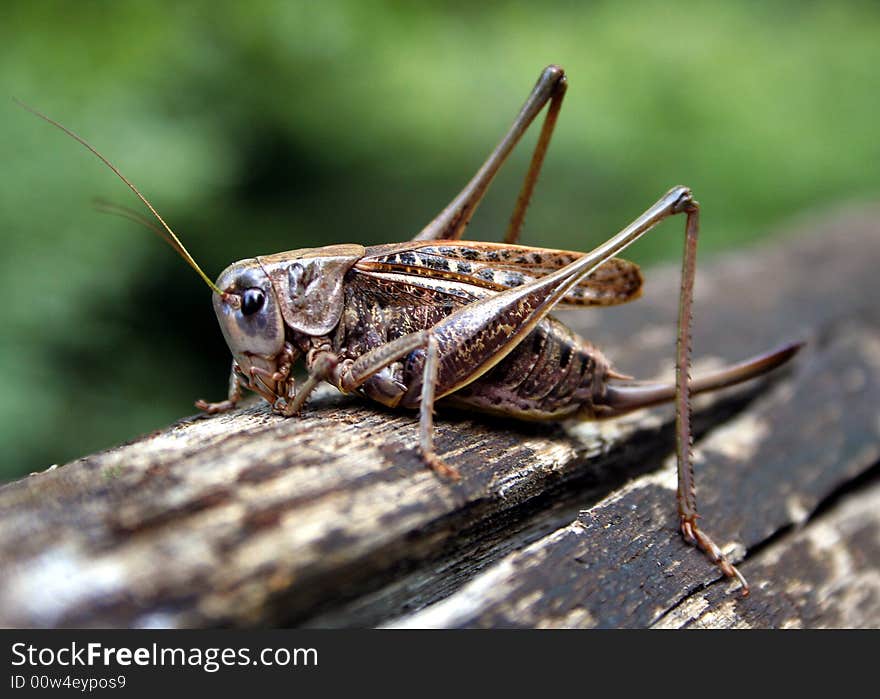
[321,243,615,421]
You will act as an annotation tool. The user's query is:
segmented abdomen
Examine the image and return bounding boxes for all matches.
[443,316,610,420]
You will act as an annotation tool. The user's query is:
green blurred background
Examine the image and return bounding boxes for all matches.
[2,1,878,481]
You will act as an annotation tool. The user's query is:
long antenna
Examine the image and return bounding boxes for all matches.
[15,99,223,295]
[92,197,178,247]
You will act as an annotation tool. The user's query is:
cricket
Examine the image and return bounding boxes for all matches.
[23,65,802,595]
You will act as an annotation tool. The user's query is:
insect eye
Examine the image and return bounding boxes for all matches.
[241,288,266,316]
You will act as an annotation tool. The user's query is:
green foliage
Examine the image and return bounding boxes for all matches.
[2,1,878,480]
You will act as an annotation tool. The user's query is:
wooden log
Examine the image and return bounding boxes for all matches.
[389,325,880,628]
[1,206,878,628]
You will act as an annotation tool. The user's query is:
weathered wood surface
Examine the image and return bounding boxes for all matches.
[1,206,878,628]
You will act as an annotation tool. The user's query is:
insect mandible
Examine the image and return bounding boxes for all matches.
[23,65,801,595]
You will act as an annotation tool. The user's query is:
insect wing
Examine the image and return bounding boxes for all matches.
[356,241,643,308]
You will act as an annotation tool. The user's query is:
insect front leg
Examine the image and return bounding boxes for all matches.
[197,342,299,415]
[195,360,245,414]
[248,341,297,391]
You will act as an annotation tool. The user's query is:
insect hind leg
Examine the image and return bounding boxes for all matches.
[414,65,567,243]
[422,185,752,592]
[658,197,751,594]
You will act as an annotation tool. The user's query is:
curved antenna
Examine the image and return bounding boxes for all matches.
[92,197,178,248]
[15,98,223,295]
[93,197,170,238]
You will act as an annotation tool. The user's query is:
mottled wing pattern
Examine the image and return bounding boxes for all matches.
[355,241,643,308]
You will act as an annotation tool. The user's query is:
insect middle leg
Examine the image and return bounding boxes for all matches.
[294,331,460,479]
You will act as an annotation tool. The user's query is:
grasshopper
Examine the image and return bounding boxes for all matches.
[24,65,800,595]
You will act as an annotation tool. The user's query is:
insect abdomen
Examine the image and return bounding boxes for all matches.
[446,316,610,420]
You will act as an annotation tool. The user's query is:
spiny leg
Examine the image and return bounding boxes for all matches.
[418,335,460,479]
[414,65,567,242]
[294,331,459,478]
[331,332,440,476]
[673,201,749,595]
[348,188,703,443]
[414,186,704,397]
[504,74,566,244]
[418,185,752,590]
